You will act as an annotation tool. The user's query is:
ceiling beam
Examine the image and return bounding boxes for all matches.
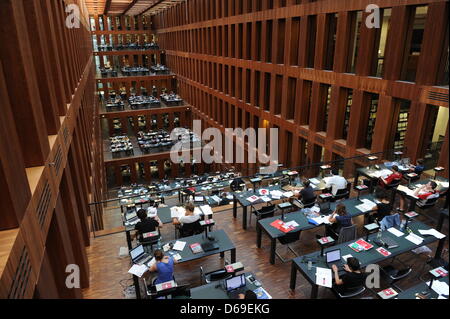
[104,0,112,15]
[141,0,165,15]
[123,0,139,15]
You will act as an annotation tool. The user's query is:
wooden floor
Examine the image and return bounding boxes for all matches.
[82,195,449,299]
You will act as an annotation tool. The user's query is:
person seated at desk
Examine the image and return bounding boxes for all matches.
[148,249,178,285]
[332,257,366,294]
[133,208,163,241]
[297,179,316,204]
[230,174,245,191]
[321,204,353,240]
[398,181,440,212]
[379,165,402,188]
[238,290,257,299]
[370,188,393,223]
[324,169,348,196]
[410,158,425,175]
[172,202,202,237]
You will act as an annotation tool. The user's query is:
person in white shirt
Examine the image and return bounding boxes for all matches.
[325,169,348,196]
[172,202,201,225]
[172,202,202,237]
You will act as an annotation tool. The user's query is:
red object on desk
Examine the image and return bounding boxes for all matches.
[270,220,295,233]
[355,239,374,251]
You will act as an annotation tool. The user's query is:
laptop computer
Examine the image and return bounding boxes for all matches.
[130,244,152,265]
[326,249,344,269]
[225,274,247,299]
[201,241,219,252]
[319,201,332,215]
[374,236,399,249]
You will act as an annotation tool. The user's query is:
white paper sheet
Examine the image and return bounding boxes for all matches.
[128,264,149,278]
[388,228,405,237]
[200,205,214,216]
[172,241,186,251]
[260,196,272,202]
[283,191,294,198]
[316,267,332,288]
[427,281,449,296]
[310,178,321,185]
[405,233,424,245]
[418,229,446,239]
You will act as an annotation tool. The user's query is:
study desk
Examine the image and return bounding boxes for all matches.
[289,220,446,298]
[190,272,264,299]
[257,194,378,264]
[354,164,392,192]
[396,276,449,299]
[132,229,236,299]
[232,185,294,230]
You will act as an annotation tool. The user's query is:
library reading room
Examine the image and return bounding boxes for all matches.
[0,0,449,310]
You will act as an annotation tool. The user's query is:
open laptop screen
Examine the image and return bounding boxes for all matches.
[326,249,341,263]
[225,274,246,291]
[130,245,144,260]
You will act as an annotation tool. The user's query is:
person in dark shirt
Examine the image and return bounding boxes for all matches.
[299,179,316,204]
[412,158,425,175]
[133,208,162,240]
[333,257,366,294]
[326,204,353,239]
[230,174,245,191]
[370,188,393,223]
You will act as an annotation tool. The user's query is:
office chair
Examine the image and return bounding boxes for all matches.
[275,230,301,263]
[332,285,367,299]
[335,225,357,245]
[138,230,161,253]
[177,220,203,238]
[199,266,233,285]
[380,265,412,291]
[331,183,352,202]
[296,196,317,209]
[384,179,402,203]
[249,204,276,226]
[416,196,440,210]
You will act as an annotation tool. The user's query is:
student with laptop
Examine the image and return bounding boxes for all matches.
[324,169,348,196]
[224,274,247,299]
[332,257,366,294]
[379,165,402,188]
[133,208,163,241]
[411,158,425,175]
[148,249,178,285]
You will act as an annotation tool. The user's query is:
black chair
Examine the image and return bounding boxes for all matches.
[178,220,203,238]
[249,204,276,226]
[380,265,412,290]
[331,183,351,202]
[416,196,440,210]
[295,196,317,209]
[138,230,161,252]
[384,179,402,202]
[275,230,301,263]
[199,266,233,284]
[332,285,367,299]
